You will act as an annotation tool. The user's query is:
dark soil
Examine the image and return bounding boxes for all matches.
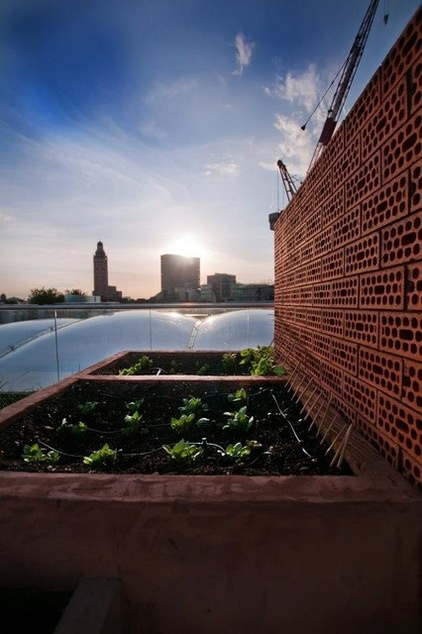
[0,380,353,477]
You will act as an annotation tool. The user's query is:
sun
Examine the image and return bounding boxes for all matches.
[166,234,206,259]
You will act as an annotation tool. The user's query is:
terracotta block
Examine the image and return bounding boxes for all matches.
[381,210,422,267]
[377,392,421,464]
[359,346,403,399]
[343,374,377,424]
[345,233,380,275]
[359,266,405,310]
[331,338,358,376]
[382,112,422,182]
[361,171,408,235]
[379,311,422,359]
[344,310,378,348]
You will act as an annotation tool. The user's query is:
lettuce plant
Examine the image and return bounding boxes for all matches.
[83,444,117,469]
[223,406,254,434]
[162,439,203,462]
[22,443,59,465]
[77,401,98,415]
[119,355,153,376]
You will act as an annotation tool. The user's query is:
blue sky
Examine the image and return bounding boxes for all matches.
[0,0,419,299]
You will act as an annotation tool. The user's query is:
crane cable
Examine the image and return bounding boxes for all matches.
[300,58,348,132]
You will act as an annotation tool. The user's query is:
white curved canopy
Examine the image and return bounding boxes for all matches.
[0,309,274,391]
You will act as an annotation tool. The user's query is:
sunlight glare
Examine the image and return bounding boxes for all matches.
[166,234,206,258]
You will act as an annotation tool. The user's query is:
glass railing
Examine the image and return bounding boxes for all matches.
[0,303,274,393]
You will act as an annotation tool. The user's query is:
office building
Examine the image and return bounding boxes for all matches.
[160,254,200,301]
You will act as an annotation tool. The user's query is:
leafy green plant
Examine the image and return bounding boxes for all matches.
[125,399,144,413]
[170,413,195,434]
[59,419,87,437]
[195,361,210,375]
[169,360,182,374]
[22,443,60,465]
[119,355,153,376]
[171,396,210,433]
[123,409,144,435]
[219,440,262,459]
[179,396,208,418]
[227,388,248,405]
[83,443,117,469]
[77,401,98,415]
[223,406,254,434]
[221,352,238,375]
[222,442,252,459]
[240,346,285,376]
[162,439,203,462]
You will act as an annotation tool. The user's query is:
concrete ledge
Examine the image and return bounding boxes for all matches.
[54,578,124,634]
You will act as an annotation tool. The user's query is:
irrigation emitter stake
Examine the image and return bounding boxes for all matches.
[316,394,333,436]
[325,426,344,458]
[307,392,326,430]
[289,371,307,400]
[320,412,340,444]
[337,424,353,469]
[271,392,312,458]
[304,390,324,423]
[285,362,302,395]
[294,377,313,406]
[299,384,319,416]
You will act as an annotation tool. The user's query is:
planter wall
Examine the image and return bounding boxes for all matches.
[0,358,421,633]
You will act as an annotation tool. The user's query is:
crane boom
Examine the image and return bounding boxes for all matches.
[309,0,380,168]
[277,159,298,202]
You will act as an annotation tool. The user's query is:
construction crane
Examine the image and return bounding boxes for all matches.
[269,159,298,230]
[308,0,381,170]
[277,159,298,203]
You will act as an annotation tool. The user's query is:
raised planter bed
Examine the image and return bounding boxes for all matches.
[0,351,421,633]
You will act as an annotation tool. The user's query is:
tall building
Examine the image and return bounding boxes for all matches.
[160,254,200,301]
[93,241,109,301]
[207,273,237,302]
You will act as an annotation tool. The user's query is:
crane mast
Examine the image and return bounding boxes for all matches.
[309,0,380,169]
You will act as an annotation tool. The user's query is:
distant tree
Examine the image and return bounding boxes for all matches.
[28,287,65,305]
[65,289,86,296]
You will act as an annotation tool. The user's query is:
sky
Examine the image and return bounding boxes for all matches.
[0,0,419,300]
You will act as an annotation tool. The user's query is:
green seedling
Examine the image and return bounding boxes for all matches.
[123,409,143,435]
[119,355,153,376]
[22,443,60,465]
[168,360,182,374]
[240,346,285,377]
[222,442,252,459]
[77,401,98,415]
[170,413,195,434]
[125,399,144,413]
[220,440,262,459]
[172,396,210,433]
[223,406,254,434]
[221,352,238,375]
[162,439,203,462]
[83,443,117,469]
[195,361,210,375]
[227,388,248,405]
[179,396,208,417]
[59,419,87,437]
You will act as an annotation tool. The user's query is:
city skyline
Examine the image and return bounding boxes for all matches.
[1,0,419,299]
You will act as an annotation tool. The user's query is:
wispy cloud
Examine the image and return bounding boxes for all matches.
[233,33,255,76]
[264,64,320,113]
[204,159,239,177]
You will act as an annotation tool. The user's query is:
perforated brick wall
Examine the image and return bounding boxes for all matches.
[273,9,422,488]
